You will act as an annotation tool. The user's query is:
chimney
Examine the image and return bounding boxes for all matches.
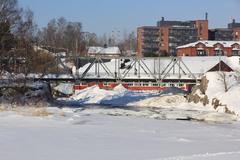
[205,12,208,20]
[161,17,165,22]
[233,18,236,24]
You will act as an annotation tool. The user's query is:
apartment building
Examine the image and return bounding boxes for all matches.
[137,14,209,57]
[137,26,160,57]
[229,19,240,41]
[209,19,240,41]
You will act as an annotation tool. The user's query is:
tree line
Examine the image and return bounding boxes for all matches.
[0,0,137,73]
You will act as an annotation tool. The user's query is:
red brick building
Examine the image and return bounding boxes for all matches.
[177,41,240,57]
[137,14,209,57]
[233,27,240,41]
[137,26,160,57]
[158,19,208,56]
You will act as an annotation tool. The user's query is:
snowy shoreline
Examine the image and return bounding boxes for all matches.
[1,70,240,123]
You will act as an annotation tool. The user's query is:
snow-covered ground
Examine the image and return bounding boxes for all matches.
[58,74,240,121]
[0,108,240,160]
[1,56,240,159]
[204,72,240,114]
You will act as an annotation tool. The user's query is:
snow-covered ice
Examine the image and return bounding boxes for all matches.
[0,109,240,160]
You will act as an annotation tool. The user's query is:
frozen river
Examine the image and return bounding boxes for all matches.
[0,105,240,160]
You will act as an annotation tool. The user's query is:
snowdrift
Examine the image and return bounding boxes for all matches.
[66,84,159,106]
[205,72,240,115]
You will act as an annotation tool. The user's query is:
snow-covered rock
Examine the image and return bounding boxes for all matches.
[54,83,74,95]
[205,72,240,115]
[189,72,240,116]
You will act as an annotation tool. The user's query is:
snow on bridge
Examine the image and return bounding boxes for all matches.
[15,56,239,85]
[73,56,239,82]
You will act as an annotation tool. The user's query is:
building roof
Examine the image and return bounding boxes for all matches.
[208,61,233,72]
[138,26,160,30]
[88,47,121,55]
[209,28,233,31]
[177,40,240,49]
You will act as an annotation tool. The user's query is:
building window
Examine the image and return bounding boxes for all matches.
[80,82,87,86]
[170,84,175,87]
[152,83,158,86]
[179,84,184,87]
[127,82,134,86]
[214,49,223,56]
[103,82,109,86]
[232,49,240,56]
[143,82,149,86]
[197,49,207,56]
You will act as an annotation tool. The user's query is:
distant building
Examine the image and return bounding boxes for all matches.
[158,17,208,56]
[209,19,240,41]
[137,14,209,57]
[177,41,240,57]
[159,25,198,56]
[88,47,121,57]
[229,19,240,41]
[137,15,240,57]
[208,29,233,41]
[228,19,240,29]
[137,26,160,57]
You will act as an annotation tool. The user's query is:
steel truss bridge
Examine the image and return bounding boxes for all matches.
[31,56,202,86]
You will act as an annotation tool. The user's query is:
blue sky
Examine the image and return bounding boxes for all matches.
[19,0,239,36]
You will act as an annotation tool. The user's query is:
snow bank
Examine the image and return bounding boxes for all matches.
[113,83,127,92]
[70,85,121,104]
[65,84,158,106]
[205,72,240,115]
[128,95,186,108]
[64,80,240,120]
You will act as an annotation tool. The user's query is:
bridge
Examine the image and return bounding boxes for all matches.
[29,56,204,84]
[2,55,219,91]
[2,55,224,93]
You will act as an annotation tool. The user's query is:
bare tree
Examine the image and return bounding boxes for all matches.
[118,31,137,54]
[0,0,37,73]
[0,0,21,31]
[219,72,229,92]
[0,0,20,56]
[39,18,84,55]
[42,19,57,48]
[15,9,37,74]
[218,72,237,92]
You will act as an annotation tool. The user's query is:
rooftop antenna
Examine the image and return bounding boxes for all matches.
[205,12,208,20]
